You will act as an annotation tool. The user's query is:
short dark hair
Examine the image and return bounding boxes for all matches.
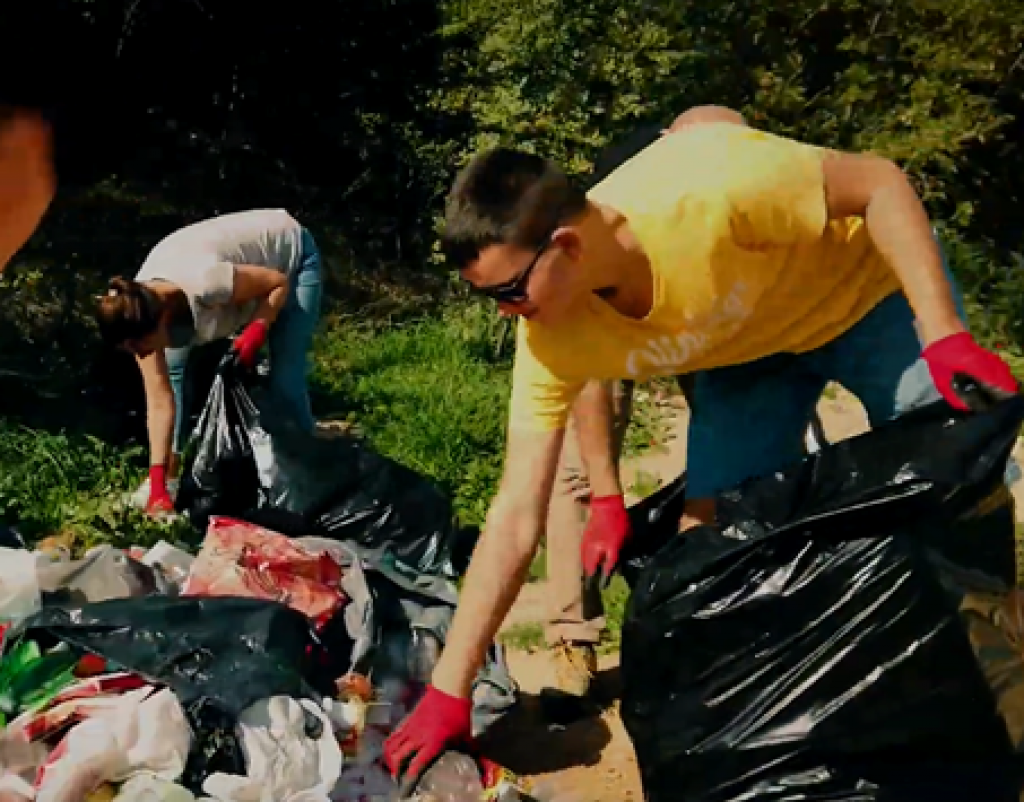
[440,147,588,270]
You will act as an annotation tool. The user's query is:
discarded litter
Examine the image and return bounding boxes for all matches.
[0,361,521,801]
[0,512,522,801]
[176,358,477,579]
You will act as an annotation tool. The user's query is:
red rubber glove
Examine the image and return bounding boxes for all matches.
[146,465,174,515]
[232,319,269,369]
[922,332,1018,412]
[383,685,473,791]
[581,494,632,580]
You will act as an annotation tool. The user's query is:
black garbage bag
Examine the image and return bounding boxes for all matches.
[294,536,517,738]
[177,358,476,578]
[11,596,322,794]
[620,397,1024,802]
[618,468,687,588]
[12,595,317,717]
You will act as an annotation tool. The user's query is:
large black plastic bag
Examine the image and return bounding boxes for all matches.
[620,397,1024,802]
[176,359,476,578]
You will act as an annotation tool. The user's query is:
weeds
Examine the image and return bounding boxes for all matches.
[628,470,663,501]
[622,397,669,459]
[311,303,511,526]
[598,576,631,655]
[499,622,546,652]
[0,424,193,552]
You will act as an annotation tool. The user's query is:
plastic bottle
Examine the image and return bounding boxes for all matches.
[408,752,484,802]
[407,629,442,686]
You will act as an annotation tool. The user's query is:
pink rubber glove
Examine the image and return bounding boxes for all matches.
[922,332,1018,412]
[231,319,269,369]
[581,494,632,580]
[383,685,473,790]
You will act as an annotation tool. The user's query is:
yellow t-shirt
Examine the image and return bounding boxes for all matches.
[509,123,902,432]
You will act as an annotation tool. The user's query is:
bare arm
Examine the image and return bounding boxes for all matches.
[430,427,566,698]
[572,380,623,497]
[822,152,962,345]
[138,350,175,468]
[680,143,962,533]
[0,110,55,272]
[231,264,290,325]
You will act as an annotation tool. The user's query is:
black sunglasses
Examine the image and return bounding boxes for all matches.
[469,238,552,304]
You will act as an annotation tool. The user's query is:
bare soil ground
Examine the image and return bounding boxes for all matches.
[480,650,640,802]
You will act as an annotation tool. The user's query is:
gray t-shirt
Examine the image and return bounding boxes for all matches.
[135,209,304,346]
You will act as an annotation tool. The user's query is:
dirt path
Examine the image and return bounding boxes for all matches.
[480,650,640,801]
[491,387,1024,800]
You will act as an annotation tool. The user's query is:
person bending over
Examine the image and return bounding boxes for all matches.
[543,104,748,698]
[95,209,323,515]
[383,115,1017,784]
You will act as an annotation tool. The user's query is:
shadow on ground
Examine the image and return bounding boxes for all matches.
[479,666,621,775]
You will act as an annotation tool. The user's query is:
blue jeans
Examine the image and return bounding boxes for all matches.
[686,246,968,499]
[167,228,323,453]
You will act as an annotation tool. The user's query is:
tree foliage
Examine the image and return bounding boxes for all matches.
[3,0,1024,416]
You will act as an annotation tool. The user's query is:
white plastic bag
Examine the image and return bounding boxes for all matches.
[36,687,192,802]
[202,697,342,802]
[0,548,40,623]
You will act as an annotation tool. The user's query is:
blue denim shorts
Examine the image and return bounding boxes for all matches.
[685,249,967,500]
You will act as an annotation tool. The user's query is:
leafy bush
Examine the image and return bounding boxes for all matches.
[426,0,1024,349]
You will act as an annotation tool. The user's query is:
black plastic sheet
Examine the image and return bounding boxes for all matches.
[177,359,476,578]
[13,595,317,717]
[9,596,320,793]
[620,397,1024,802]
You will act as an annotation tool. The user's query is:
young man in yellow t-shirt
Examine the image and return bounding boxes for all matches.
[542,105,747,700]
[384,117,1018,784]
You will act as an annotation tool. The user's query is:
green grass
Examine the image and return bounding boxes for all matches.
[311,302,512,526]
[598,575,631,654]
[628,469,663,500]
[499,621,546,652]
[311,301,667,526]
[0,425,194,552]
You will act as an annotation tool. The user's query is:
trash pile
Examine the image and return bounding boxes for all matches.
[0,360,524,802]
[619,396,1024,802]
